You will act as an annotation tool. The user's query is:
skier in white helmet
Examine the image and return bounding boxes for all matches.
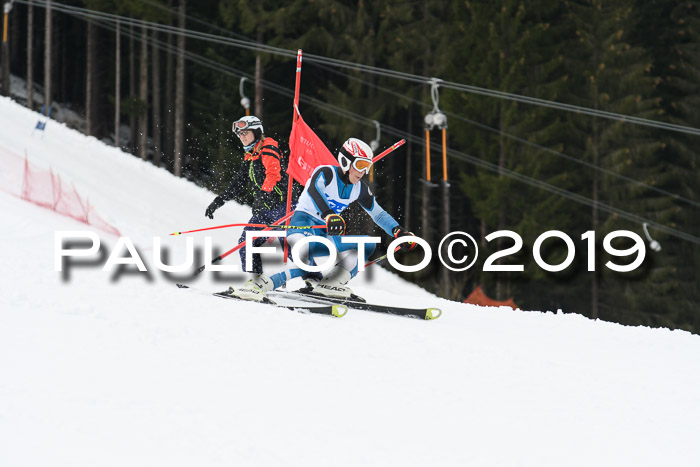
[231,137,416,301]
[205,115,293,275]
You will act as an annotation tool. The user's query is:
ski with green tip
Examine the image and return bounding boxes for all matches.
[176,284,347,318]
[270,288,442,320]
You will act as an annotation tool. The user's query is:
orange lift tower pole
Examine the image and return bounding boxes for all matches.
[424,78,450,297]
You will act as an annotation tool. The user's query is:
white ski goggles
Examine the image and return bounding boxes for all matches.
[339,152,373,174]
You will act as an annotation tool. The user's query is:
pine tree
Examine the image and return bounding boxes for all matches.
[445,0,572,304]
[563,0,673,324]
[646,1,700,331]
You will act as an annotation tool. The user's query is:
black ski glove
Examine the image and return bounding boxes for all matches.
[325,214,346,235]
[392,226,417,251]
[205,196,225,219]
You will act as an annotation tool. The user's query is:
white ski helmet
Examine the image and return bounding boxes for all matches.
[338,138,374,173]
[232,115,264,136]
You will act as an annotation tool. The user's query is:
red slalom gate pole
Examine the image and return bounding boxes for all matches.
[284,176,294,264]
[285,49,303,264]
[372,139,406,163]
[292,49,302,123]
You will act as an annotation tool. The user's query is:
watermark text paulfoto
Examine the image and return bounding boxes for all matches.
[54,229,647,277]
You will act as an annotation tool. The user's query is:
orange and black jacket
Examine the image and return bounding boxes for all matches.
[218,137,287,213]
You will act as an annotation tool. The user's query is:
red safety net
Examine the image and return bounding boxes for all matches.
[0,147,120,236]
[464,285,518,310]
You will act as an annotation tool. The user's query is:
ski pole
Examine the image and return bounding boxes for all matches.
[171,210,294,236]
[372,139,406,163]
[190,211,296,275]
[192,226,271,275]
[364,245,404,269]
[171,222,325,236]
[364,253,389,269]
[272,224,326,230]
[171,223,263,236]
[241,224,326,230]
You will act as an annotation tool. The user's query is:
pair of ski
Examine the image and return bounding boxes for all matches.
[269,287,442,320]
[178,284,441,320]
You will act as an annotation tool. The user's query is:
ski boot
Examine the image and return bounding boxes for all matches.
[311,267,353,299]
[230,274,274,302]
[302,272,323,289]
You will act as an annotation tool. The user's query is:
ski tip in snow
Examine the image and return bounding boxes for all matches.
[425,308,442,320]
[331,305,349,318]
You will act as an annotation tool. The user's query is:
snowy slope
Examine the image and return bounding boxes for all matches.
[1,96,699,467]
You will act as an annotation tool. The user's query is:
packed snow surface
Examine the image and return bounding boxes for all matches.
[1,97,699,466]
